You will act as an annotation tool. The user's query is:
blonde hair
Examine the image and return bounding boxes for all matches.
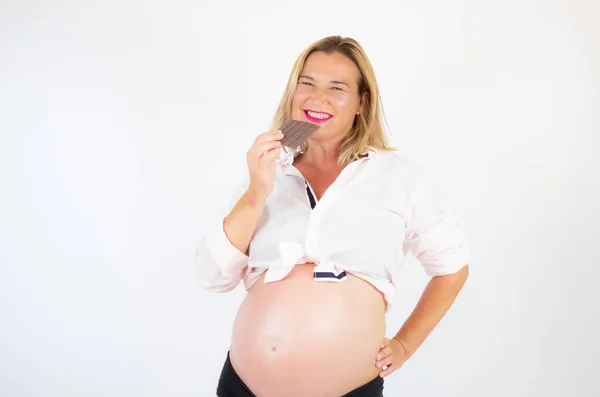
[271,35,396,165]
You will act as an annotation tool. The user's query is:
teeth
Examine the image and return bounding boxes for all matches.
[307,111,331,120]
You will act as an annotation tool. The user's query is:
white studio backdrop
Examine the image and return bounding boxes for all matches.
[1,0,598,396]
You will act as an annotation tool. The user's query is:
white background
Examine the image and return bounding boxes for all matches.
[1,0,598,396]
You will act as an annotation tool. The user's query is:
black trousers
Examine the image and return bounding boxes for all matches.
[216,351,384,397]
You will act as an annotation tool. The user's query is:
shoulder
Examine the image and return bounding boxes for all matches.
[370,150,430,188]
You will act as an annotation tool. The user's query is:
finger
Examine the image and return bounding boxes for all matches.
[376,355,393,369]
[254,139,281,149]
[380,337,390,349]
[379,364,394,378]
[257,129,281,140]
[260,147,281,162]
[256,139,282,153]
[255,130,283,144]
[376,345,393,361]
[268,146,281,159]
[252,141,282,159]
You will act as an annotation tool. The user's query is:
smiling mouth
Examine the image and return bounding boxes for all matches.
[303,109,333,123]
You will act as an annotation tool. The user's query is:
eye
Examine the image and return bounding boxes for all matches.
[331,86,343,91]
[300,81,314,86]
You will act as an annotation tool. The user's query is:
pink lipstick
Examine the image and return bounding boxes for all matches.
[303,109,333,124]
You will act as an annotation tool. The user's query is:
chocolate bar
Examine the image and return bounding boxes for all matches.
[279,120,320,149]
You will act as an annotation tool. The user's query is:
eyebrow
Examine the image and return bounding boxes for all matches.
[299,75,350,87]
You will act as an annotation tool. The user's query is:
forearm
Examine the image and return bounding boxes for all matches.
[393,264,469,358]
[223,187,268,255]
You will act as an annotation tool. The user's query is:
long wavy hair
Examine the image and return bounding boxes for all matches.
[271,36,396,165]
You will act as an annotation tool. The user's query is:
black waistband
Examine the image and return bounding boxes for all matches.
[216,351,384,397]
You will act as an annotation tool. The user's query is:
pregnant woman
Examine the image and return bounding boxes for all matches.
[195,35,470,397]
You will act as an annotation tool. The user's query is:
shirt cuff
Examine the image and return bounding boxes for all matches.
[205,219,249,278]
[421,240,471,277]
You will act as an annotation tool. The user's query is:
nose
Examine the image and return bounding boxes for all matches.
[309,86,328,105]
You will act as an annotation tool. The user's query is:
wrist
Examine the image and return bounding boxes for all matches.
[392,336,410,358]
[245,186,269,206]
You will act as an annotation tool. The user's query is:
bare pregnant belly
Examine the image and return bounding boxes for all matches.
[229,263,386,397]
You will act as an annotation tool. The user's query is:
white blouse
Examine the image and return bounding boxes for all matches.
[195,148,470,312]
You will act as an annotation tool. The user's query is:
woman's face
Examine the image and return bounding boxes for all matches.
[291,51,363,144]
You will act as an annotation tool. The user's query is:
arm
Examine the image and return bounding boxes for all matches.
[399,178,471,355]
[223,187,269,256]
[194,130,283,292]
[194,184,268,292]
[393,264,469,359]
[377,177,471,376]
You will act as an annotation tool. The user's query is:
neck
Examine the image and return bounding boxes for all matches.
[300,141,344,169]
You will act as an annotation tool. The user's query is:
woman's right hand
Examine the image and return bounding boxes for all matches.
[246,129,284,198]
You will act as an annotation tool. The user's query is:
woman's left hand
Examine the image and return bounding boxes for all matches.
[375,337,409,378]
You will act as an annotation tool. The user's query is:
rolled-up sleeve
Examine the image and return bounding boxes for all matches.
[404,178,470,277]
[194,176,250,292]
